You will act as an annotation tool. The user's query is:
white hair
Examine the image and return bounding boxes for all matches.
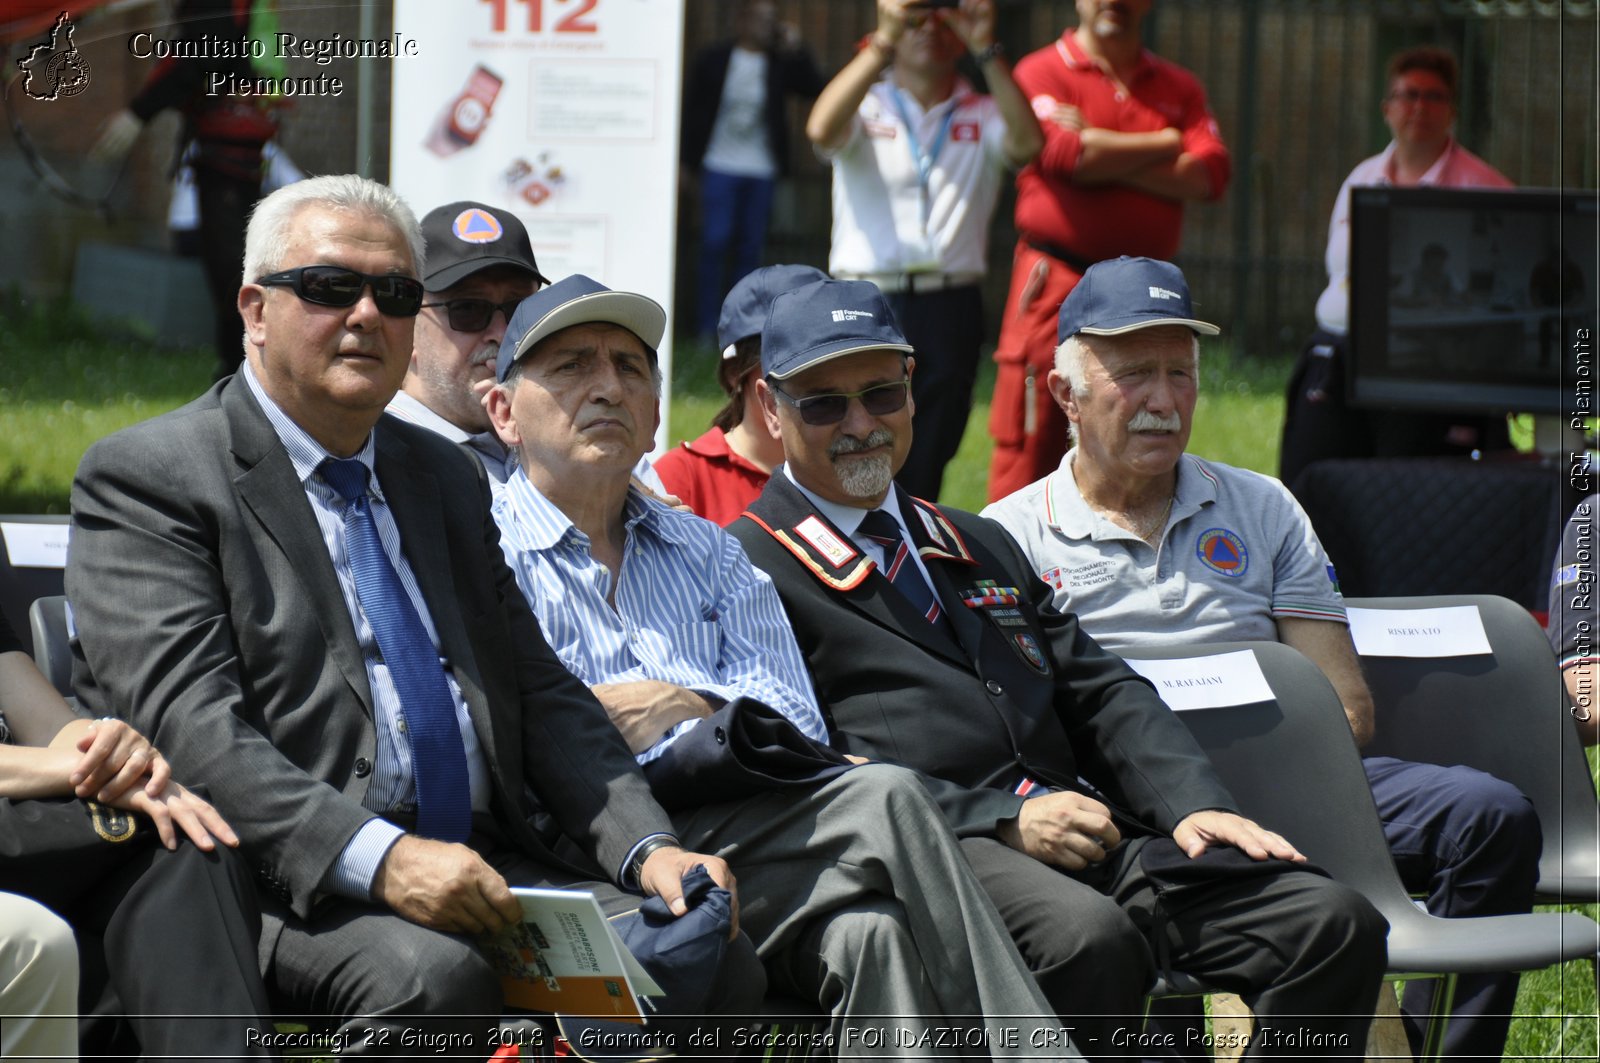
[1053,332,1202,445]
[241,174,424,286]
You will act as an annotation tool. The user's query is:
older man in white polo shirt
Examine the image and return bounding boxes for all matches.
[983,255,1542,1063]
[806,0,1040,500]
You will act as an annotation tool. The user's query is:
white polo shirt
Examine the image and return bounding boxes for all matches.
[981,450,1347,652]
[824,76,1009,277]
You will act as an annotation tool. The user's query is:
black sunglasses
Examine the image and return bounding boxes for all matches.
[770,378,910,426]
[255,266,424,317]
[420,297,523,333]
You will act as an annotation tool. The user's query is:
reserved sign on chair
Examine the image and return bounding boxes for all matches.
[1346,605,1492,657]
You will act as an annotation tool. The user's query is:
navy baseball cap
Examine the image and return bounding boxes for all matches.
[760,279,914,381]
[717,264,829,358]
[1057,256,1221,343]
[497,274,666,382]
[420,201,550,290]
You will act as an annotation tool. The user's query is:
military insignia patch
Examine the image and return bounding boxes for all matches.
[1012,632,1049,674]
[86,801,138,843]
[1195,528,1248,577]
[795,516,857,568]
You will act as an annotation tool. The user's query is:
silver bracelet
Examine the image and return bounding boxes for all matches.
[973,41,1005,65]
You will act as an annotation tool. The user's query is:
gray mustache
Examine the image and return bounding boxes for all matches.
[1127,410,1182,432]
[830,428,895,458]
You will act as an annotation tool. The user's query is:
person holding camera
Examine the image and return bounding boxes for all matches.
[806,0,1042,501]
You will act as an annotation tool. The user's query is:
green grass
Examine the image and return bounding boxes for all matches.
[0,291,216,514]
[4,302,1599,1057]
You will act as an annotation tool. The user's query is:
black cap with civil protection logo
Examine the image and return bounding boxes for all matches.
[420,201,550,291]
[760,279,914,381]
[717,264,829,357]
[496,274,666,382]
[1057,256,1221,344]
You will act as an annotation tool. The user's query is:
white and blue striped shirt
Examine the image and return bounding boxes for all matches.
[243,364,491,898]
[492,470,827,763]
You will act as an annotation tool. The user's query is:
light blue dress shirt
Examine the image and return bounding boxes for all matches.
[491,468,827,764]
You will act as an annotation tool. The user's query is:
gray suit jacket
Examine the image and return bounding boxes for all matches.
[67,376,672,924]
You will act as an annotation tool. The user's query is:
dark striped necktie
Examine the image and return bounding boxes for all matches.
[859,509,943,626]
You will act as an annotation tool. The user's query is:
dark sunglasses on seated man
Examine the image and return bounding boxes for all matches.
[769,378,911,427]
[419,297,525,333]
[255,266,425,317]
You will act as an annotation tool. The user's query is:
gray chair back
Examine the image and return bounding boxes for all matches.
[1116,640,1598,978]
[1348,594,1600,904]
[27,595,73,701]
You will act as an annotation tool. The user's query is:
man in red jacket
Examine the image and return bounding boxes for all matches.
[987,0,1229,501]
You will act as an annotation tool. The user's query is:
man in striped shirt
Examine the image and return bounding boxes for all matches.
[483,274,1071,1057]
[982,256,1540,1063]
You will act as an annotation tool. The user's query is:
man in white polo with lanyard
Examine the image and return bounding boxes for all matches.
[806,0,1041,500]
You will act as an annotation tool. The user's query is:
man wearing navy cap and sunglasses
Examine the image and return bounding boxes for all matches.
[385,201,551,482]
[67,175,763,1053]
[732,277,1386,1062]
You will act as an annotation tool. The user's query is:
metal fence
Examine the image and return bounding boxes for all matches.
[3,0,1593,362]
[691,0,1598,359]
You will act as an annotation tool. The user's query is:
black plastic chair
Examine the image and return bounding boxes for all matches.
[1119,640,1600,1061]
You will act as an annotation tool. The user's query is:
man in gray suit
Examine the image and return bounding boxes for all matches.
[66,174,760,1052]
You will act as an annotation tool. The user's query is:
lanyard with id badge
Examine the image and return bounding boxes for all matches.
[889,88,957,271]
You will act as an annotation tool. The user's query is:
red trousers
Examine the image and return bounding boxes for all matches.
[985,240,1085,502]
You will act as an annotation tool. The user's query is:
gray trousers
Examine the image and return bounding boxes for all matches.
[961,836,1387,1063]
[673,765,1078,1061]
[264,838,764,1058]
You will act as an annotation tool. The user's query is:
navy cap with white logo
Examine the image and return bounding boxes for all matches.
[760,279,914,381]
[497,274,666,382]
[420,201,550,291]
[717,263,829,358]
[1057,256,1220,343]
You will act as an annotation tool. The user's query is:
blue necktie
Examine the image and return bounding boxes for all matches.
[859,509,944,626]
[320,458,472,843]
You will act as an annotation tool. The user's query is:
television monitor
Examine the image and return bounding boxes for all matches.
[1348,186,1597,418]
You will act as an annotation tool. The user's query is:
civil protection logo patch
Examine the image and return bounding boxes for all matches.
[1195,528,1248,577]
[452,207,504,243]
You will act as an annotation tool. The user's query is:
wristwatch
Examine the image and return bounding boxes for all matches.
[627,833,681,885]
[973,41,1005,65]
